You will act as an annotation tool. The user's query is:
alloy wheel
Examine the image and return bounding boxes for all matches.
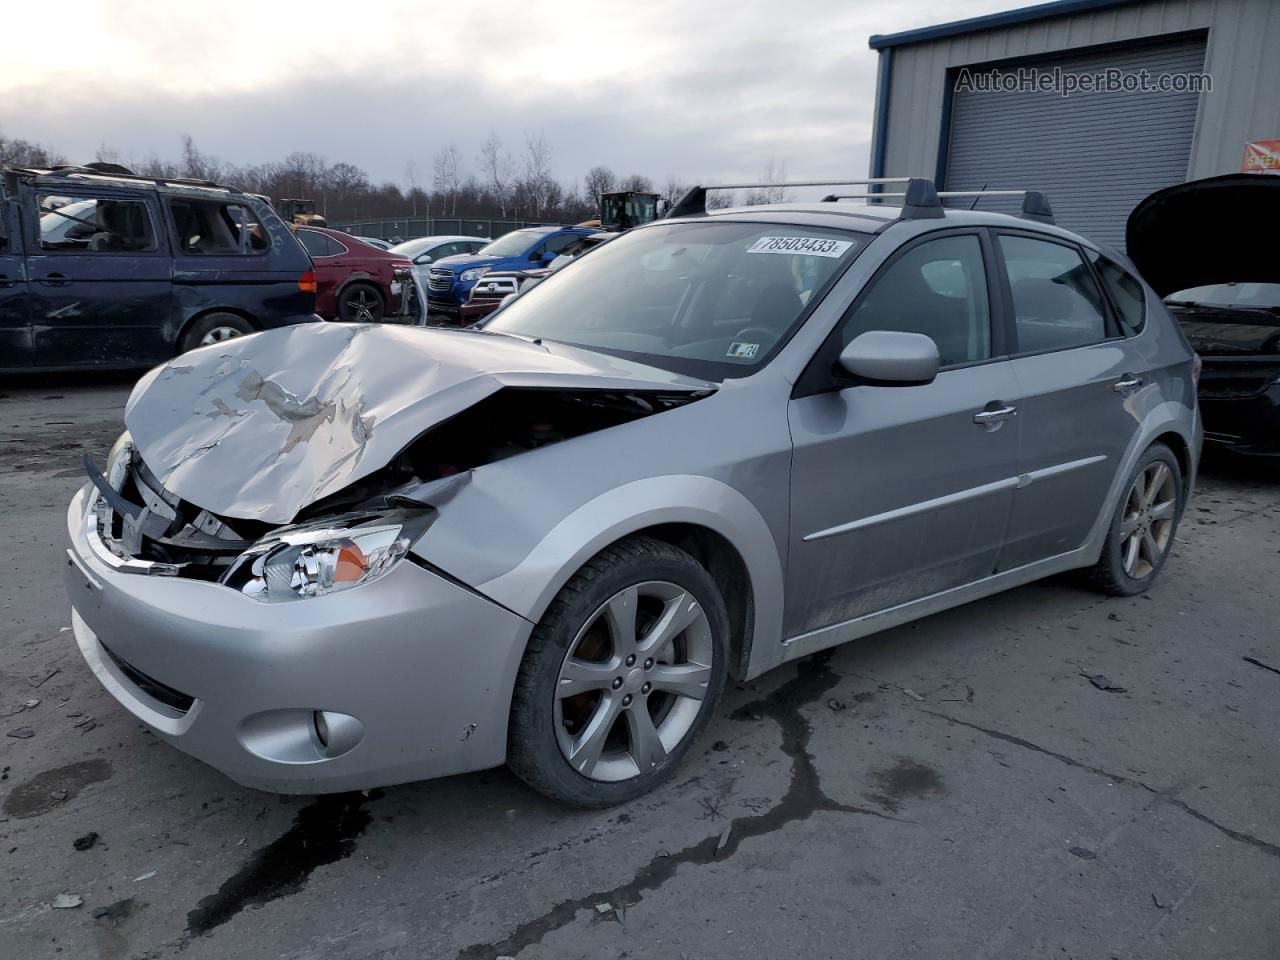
[1120,460,1177,579]
[554,580,713,782]
[198,326,244,346]
[346,289,380,322]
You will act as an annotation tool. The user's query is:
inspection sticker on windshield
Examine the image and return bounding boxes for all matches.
[727,341,760,359]
[746,236,853,258]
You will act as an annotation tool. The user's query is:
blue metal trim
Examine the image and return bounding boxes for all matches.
[869,0,1141,49]
[869,47,893,189]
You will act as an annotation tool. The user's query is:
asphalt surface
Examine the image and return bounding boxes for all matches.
[1,371,1278,960]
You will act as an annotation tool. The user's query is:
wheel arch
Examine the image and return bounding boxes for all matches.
[175,307,259,354]
[472,475,785,682]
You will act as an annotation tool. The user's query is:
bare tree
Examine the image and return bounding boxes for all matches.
[432,143,465,216]
[478,133,514,217]
[618,173,654,193]
[179,135,222,182]
[583,165,617,203]
[405,157,422,216]
[662,175,689,203]
[521,131,555,219]
[743,159,791,205]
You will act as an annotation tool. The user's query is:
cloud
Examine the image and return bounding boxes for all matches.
[1,0,1022,188]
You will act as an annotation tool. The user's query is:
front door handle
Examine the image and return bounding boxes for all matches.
[39,273,69,287]
[974,404,1018,425]
[1113,374,1144,393]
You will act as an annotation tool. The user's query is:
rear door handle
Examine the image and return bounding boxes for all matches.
[39,273,69,287]
[1112,375,1144,393]
[974,404,1018,425]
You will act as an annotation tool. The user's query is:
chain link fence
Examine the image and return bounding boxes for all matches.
[328,216,554,242]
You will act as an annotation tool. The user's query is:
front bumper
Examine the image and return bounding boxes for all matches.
[63,484,532,794]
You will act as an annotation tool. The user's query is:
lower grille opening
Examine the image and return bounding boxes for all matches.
[100,642,195,714]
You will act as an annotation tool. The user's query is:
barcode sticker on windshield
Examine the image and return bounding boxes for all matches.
[747,236,853,258]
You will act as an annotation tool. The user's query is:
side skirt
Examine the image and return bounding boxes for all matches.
[777,547,1090,665]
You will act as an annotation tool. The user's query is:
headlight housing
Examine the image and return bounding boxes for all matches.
[222,508,435,603]
[105,431,135,490]
[459,267,490,283]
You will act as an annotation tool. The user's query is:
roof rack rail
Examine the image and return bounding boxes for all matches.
[666,177,945,220]
[2,163,238,194]
[936,189,1055,224]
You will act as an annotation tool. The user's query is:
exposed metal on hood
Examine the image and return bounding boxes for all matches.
[124,323,714,524]
[1126,174,1280,298]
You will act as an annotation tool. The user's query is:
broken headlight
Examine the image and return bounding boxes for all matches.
[222,509,435,603]
[105,431,135,490]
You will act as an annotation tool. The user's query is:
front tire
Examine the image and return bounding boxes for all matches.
[508,537,730,808]
[1088,442,1184,596]
[178,312,254,354]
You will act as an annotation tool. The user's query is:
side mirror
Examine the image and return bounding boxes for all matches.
[838,330,939,386]
[415,254,432,264]
[540,250,558,263]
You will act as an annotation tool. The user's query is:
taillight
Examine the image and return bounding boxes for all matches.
[1192,353,1202,386]
[298,270,317,293]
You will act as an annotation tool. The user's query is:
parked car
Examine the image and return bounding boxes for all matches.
[0,165,316,370]
[425,225,598,321]
[355,236,393,251]
[389,235,488,302]
[460,232,617,323]
[295,226,422,323]
[1128,173,1279,456]
[65,178,1199,808]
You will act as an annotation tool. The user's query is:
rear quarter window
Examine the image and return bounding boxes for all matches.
[169,198,271,255]
[1092,253,1146,335]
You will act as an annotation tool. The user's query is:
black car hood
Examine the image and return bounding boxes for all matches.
[124,323,714,524]
[1127,174,1280,297]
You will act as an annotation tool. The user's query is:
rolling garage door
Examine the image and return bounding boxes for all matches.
[944,35,1206,249]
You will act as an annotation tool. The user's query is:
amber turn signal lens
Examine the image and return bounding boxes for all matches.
[298,270,317,293]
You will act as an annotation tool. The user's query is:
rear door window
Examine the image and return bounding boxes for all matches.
[37,194,156,252]
[998,234,1108,353]
[169,199,270,255]
[297,229,345,258]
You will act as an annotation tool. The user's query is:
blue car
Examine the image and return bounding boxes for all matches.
[425,225,597,321]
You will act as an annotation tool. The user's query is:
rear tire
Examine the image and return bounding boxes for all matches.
[1088,442,1184,596]
[337,283,385,323]
[178,312,254,354]
[508,537,730,808]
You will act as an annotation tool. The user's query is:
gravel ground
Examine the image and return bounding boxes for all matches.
[1,372,1277,960]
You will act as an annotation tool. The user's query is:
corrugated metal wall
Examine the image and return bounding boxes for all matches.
[944,35,1206,247]
[876,0,1280,230]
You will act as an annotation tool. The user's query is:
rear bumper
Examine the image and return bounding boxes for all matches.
[1198,382,1280,456]
[63,484,532,794]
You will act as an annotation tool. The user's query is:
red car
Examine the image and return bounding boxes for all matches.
[295,226,421,322]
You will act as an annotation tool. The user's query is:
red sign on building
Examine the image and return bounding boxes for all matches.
[1241,140,1280,174]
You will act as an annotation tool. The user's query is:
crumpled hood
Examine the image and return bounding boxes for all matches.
[125,323,714,524]
[1127,174,1280,297]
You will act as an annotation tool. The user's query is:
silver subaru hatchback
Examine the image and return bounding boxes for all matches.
[65,179,1200,807]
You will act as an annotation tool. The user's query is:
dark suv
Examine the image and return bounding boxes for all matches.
[1,165,317,371]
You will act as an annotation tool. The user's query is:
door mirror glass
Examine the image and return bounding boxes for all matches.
[838,330,939,385]
[415,254,432,264]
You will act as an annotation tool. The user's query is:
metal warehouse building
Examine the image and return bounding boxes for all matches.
[867,0,1280,247]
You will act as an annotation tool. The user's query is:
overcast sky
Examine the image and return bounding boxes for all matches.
[2,0,1030,190]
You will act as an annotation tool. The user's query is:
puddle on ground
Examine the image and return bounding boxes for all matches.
[2,758,113,818]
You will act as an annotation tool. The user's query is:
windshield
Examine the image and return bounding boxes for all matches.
[1168,282,1280,311]
[477,229,544,258]
[482,221,865,377]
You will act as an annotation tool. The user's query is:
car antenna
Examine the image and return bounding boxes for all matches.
[968,184,989,211]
